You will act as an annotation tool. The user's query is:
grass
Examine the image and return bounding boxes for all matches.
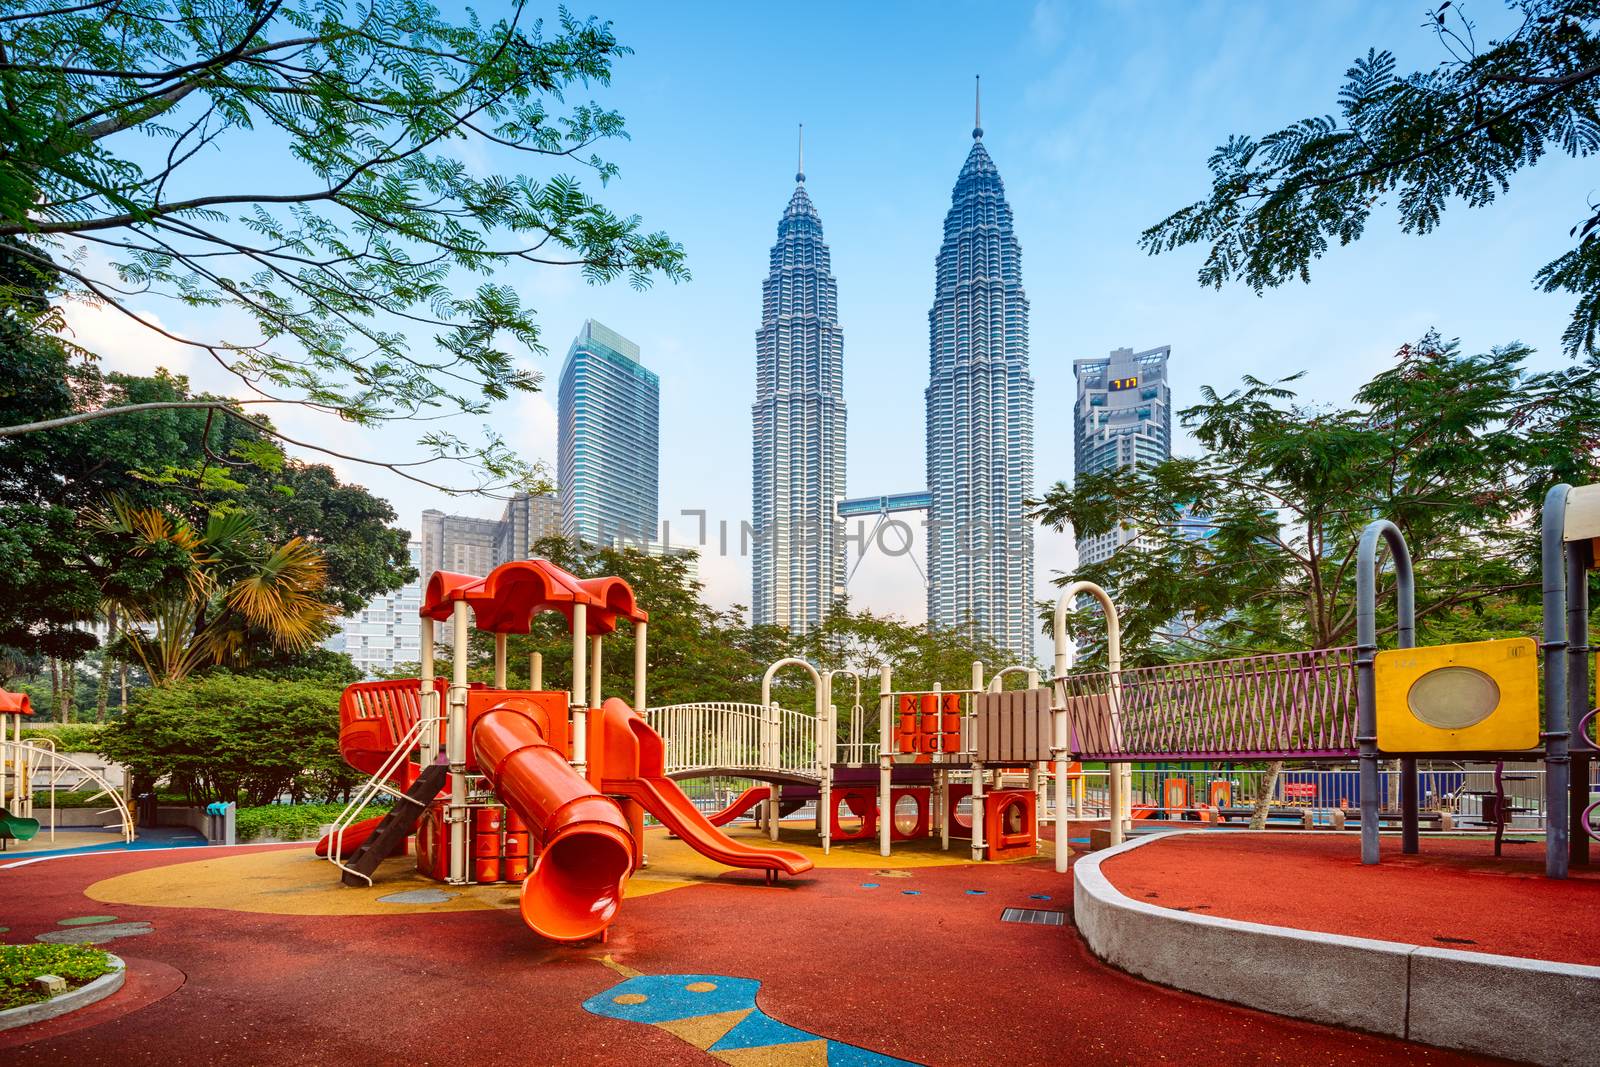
[0,944,115,1011]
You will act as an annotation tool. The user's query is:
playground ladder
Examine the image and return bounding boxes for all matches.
[339,761,448,886]
[325,714,436,886]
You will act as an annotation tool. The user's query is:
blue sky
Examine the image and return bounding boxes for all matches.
[80,1,1590,632]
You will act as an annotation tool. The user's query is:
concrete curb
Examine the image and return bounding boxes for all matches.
[0,952,125,1032]
[1074,831,1600,1067]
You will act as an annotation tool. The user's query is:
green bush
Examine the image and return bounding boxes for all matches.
[19,724,107,752]
[0,944,114,1010]
[234,801,389,843]
[28,789,119,809]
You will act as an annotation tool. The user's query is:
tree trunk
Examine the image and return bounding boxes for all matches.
[48,657,61,722]
[1250,760,1284,830]
[96,607,117,722]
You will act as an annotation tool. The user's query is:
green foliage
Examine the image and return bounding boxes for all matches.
[0,0,685,489]
[97,671,358,805]
[28,789,117,809]
[1033,332,1600,666]
[234,801,385,843]
[19,724,107,752]
[1144,1,1600,355]
[0,944,113,1010]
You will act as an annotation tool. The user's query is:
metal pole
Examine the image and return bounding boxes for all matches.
[1052,580,1122,844]
[590,635,603,708]
[1542,485,1572,879]
[879,665,892,858]
[447,601,470,884]
[571,602,588,777]
[1356,519,1415,866]
[1569,538,1592,868]
[419,616,436,765]
[633,622,647,712]
[820,671,833,856]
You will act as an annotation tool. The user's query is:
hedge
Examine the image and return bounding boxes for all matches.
[0,943,115,1011]
[234,801,389,843]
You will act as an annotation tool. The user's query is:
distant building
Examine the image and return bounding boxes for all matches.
[323,540,424,676]
[1073,345,1173,567]
[752,131,847,633]
[925,83,1035,656]
[558,320,660,545]
[420,492,561,577]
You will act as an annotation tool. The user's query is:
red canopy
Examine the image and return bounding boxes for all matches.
[419,559,647,636]
[0,688,34,716]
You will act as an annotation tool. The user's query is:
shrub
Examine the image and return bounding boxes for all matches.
[233,801,388,842]
[19,724,108,752]
[0,944,114,1010]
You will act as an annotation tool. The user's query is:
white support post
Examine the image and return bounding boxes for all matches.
[493,633,507,689]
[1052,579,1124,846]
[1053,681,1070,874]
[971,756,986,862]
[590,635,603,709]
[529,651,542,691]
[633,621,647,711]
[571,603,588,776]
[419,616,437,766]
[447,600,470,885]
[819,672,833,856]
[768,701,781,841]
[878,665,892,858]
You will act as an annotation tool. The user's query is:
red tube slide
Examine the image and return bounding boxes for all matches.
[473,699,636,942]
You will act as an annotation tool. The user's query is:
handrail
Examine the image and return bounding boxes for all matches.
[326,713,439,886]
[0,739,133,844]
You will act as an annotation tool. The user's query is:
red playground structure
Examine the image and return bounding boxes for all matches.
[317,559,812,942]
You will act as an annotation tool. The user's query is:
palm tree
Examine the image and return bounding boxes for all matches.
[96,498,330,685]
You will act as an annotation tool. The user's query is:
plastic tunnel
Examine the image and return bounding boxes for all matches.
[472,698,636,942]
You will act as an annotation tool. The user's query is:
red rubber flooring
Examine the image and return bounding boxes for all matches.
[1,841,1510,1065]
[1102,832,1600,966]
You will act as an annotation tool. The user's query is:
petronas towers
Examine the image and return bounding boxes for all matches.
[753,90,1034,654]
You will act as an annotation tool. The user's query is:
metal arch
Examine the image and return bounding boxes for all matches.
[1355,519,1417,865]
[1051,580,1126,848]
[759,657,825,843]
[1052,581,1122,678]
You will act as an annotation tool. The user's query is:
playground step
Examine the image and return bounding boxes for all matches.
[342,762,449,887]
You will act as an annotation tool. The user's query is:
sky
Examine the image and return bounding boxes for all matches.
[73,1,1591,645]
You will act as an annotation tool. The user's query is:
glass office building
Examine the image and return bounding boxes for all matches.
[558,320,660,546]
[924,107,1035,656]
[751,151,847,631]
[1072,345,1173,566]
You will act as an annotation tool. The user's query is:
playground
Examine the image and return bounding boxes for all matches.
[2,487,1598,1065]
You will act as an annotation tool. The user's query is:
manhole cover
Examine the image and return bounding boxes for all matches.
[1000,907,1066,926]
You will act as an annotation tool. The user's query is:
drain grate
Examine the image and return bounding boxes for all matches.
[1000,907,1066,926]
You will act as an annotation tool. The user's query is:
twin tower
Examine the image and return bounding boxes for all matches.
[751,88,1034,655]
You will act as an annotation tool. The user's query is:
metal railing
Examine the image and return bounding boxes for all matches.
[646,702,824,780]
[0,739,134,844]
[324,714,439,885]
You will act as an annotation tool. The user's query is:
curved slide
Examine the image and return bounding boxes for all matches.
[609,776,813,877]
[474,698,636,942]
[707,785,777,828]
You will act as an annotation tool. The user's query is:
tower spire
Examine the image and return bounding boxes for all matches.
[796,123,805,183]
[973,75,983,139]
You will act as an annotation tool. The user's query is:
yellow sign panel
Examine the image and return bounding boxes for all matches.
[1374,637,1539,753]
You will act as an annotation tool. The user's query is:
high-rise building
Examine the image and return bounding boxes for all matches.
[751,129,847,632]
[924,83,1035,655]
[558,320,660,545]
[323,540,424,676]
[420,492,561,577]
[1072,345,1173,566]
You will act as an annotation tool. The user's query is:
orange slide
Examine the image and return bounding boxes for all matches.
[473,697,635,941]
[597,698,813,878]
[707,784,778,827]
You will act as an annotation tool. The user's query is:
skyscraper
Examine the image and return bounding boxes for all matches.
[558,320,660,545]
[323,539,424,676]
[752,128,847,631]
[420,492,561,577]
[925,81,1035,655]
[1072,345,1173,566]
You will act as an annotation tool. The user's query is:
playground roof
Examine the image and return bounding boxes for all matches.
[419,559,647,636]
[0,687,34,715]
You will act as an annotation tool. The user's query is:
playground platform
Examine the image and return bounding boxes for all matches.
[0,822,1522,1066]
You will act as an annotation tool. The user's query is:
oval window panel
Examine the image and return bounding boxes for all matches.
[1407,666,1500,730]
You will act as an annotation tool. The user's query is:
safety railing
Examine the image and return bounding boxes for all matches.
[325,713,439,886]
[1056,646,1359,760]
[645,702,823,779]
[0,739,134,844]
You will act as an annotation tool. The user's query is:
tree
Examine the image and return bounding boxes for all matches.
[98,670,358,805]
[1033,332,1600,823]
[1143,1,1600,355]
[95,498,331,685]
[0,0,685,490]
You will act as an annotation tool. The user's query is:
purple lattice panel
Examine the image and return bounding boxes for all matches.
[1057,647,1360,761]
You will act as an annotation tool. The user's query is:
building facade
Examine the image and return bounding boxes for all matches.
[751,144,847,632]
[323,540,424,677]
[924,101,1035,656]
[558,320,660,545]
[420,492,561,577]
[1072,345,1173,566]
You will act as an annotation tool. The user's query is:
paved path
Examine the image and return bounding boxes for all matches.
[1,833,1507,1065]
